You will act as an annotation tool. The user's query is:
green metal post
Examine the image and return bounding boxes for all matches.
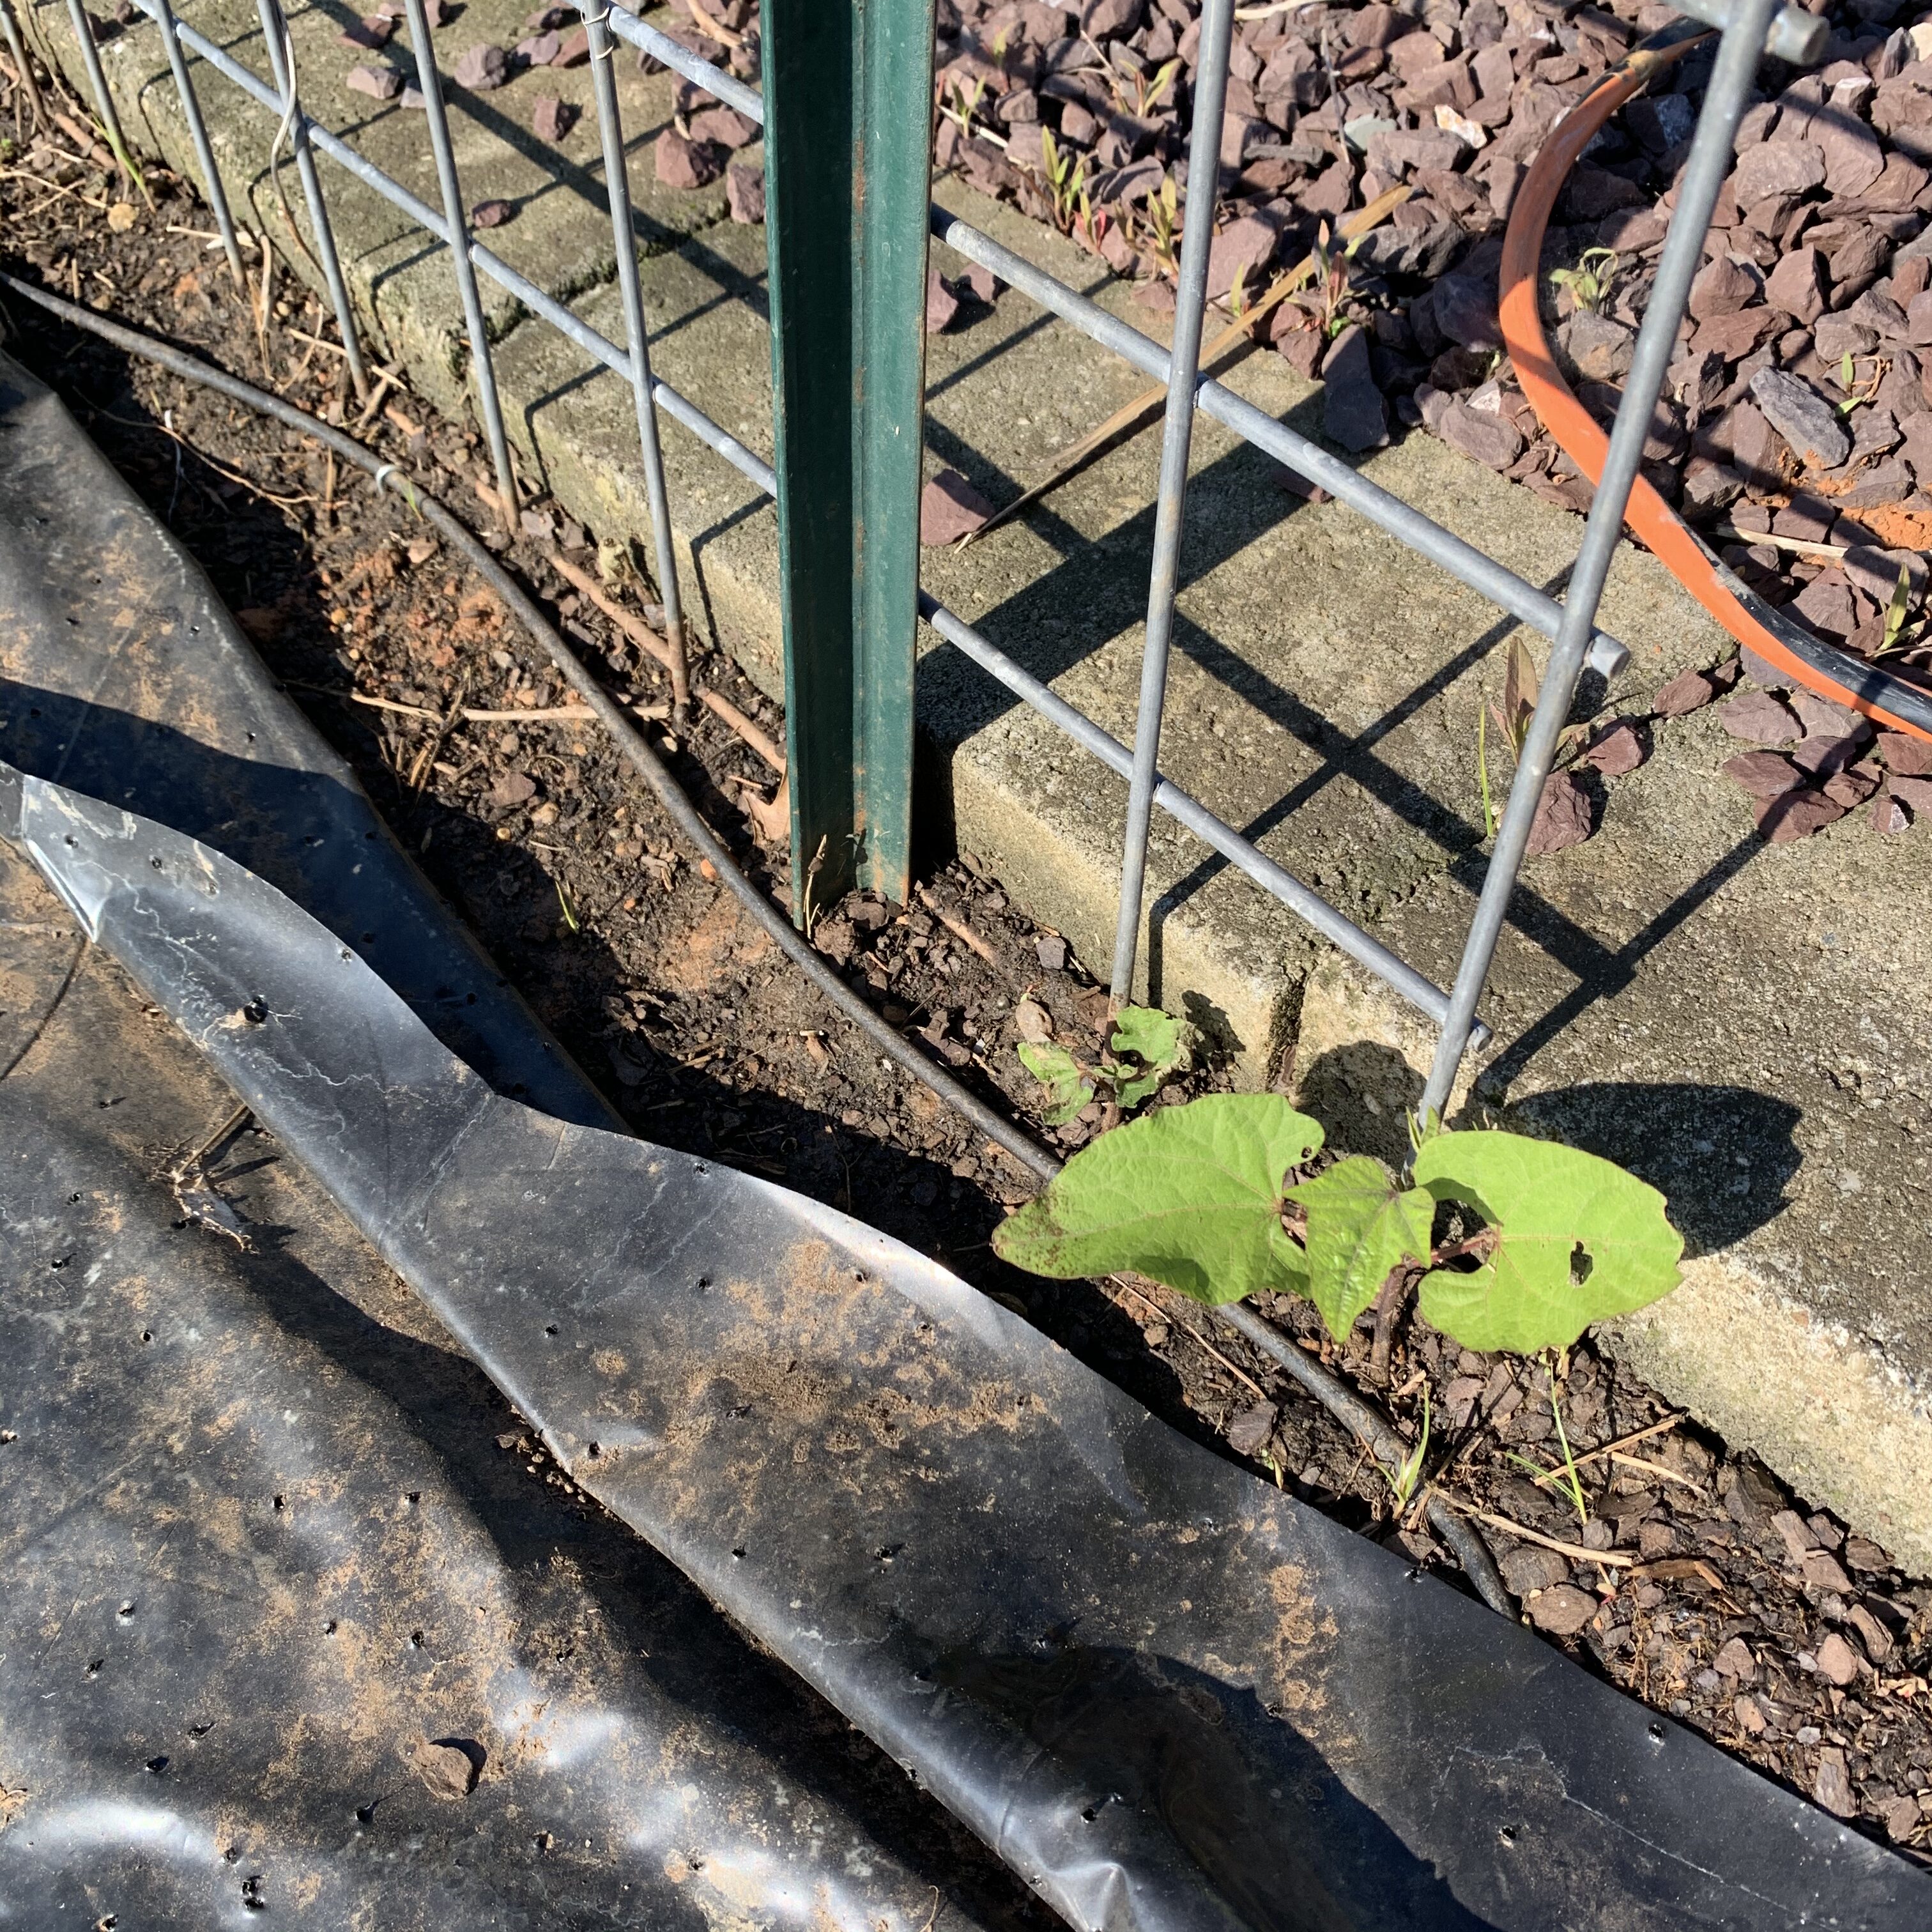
[763,0,933,918]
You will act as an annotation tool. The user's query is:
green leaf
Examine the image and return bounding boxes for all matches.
[1409,1131,1683,1353]
[992,1094,1322,1305]
[1017,1041,1094,1126]
[1284,1155,1435,1343]
[1102,1004,1190,1112]
[1109,1003,1184,1071]
[1108,1064,1165,1110]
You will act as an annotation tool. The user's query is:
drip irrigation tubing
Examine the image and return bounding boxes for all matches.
[0,267,1511,1618]
[1499,33,1932,744]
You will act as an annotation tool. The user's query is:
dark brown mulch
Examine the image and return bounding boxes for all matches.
[3,54,1931,1869]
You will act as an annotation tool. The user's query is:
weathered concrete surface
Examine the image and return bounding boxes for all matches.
[27,0,1932,1565]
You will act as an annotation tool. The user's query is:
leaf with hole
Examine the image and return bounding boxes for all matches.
[1284,1155,1435,1343]
[1104,1004,1190,1108]
[1409,1131,1682,1353]
[992,1094,1322,1305]
[1017,1041,1093,1126]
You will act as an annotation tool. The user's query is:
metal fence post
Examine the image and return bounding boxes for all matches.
[762,0,934,917]
[580,1,690,715]
[1107,0,1232,1008]
[152,0,247,288]
[1414,0,1779,1130]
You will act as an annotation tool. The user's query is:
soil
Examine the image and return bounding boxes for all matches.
[4,58,1932,1879]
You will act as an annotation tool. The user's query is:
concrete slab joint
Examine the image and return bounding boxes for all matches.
[25,0,1932,1570]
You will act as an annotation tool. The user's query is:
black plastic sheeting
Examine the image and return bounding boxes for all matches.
[0,349,1047,1929]
[3,349,1926,1931]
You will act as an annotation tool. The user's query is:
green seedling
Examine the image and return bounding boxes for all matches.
[1506,1374,1590,1526]
[1037,126,1089,235]
[1384,1386,1430,1512]
[1018,1003,1193,1126]
[1877,560,1921,659]
[1547,247,1619,315]
[993,1094,1684,1354]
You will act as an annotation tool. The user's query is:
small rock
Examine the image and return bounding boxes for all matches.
[1682,457,1743,514]
[1733,139,1825,207]
[489,769,536,808]
[1750,369,1852,471]
[1790,733,1865,779]
[346,63,402,100]
[656,128,722,189]
[515,29,560,65]
[1433,269,1502,351]
[1013,996,1052,1044]
[1816,761,1878,808]
[1802,1547,1855,1593]
[926,266,960,334]
[1816,1630,1864,1686]
[1526,1584,1598,1636]
[1500,1545,1570,1597]
[1718,691,1800,744]
[340,14,393,49]
[1847,1602,1894,1660]
[1753,789,1847,841]
[1557,310,1634,381]
[1438,399,1522,470]
[920,470,994,545]
[1226,1400,1278,1458]
[1813,1747,1856,1820]
[725,162,765,224]
[1880,732,1932,777]
[1689,256,1758,321]
[1524,770,1593,857]
[1735,1695,1767,1735]
[687,104,758,149]
[452,42,509,90]
[1651,666,1717,717]
[530,94,576,143]
[470,198,514,229]
[1579,719,1646,776]
[1884,772,1932,814]
[1205,213,1280,303]
[408,1736,483,1799]
[1763,246,1827,325]
[1320,325,1387,453]
[1034,933,1068,971]
[1791,690,1869,742]
[1713,1636,1756,1680]
[1873,792,1912,834]
[1884,1795,1922,1843]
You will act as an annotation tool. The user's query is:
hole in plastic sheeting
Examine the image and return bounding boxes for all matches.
[324,1620,339,1636]
[1648,1721,1667,1744]
[85,1658,103,1676]
[273,1494,286,1511]
[355,1802,376,1825]
[1498,1824,1519,1847]
[190,1722,213,1738]
[145,1754,169,1774]
[117,1600,135,1618]
[241,1876,267,1910]
[410,1629,425,1648]
[544,1322,560,1337]
[140,1330,153,1342]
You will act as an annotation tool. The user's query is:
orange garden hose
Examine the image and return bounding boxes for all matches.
[1497,38,1932,743]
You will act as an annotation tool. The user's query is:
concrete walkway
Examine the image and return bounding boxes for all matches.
[28,0,1932,1568]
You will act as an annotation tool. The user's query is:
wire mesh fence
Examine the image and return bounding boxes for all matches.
[11,0,1827,1114]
